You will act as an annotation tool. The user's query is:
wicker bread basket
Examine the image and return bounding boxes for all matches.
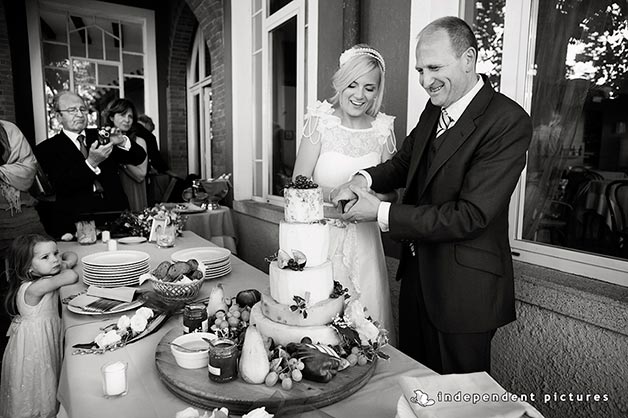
[149,277,204,304]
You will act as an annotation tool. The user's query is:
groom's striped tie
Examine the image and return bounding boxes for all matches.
[436,108,453,138]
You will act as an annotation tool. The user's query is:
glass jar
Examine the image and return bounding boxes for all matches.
[183,304,208,334]
[208,338,238,383]
[156,224,176,248]
[76,220,97,245]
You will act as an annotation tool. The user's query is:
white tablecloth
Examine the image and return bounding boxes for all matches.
[56,231,434,418]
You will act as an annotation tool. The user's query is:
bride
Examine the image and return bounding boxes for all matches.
[292,44,397,345]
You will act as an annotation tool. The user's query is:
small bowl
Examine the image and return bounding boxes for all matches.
[170,332,217,369]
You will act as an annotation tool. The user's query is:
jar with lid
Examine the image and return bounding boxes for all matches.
[208,338,238,383]
[183,304,208,334]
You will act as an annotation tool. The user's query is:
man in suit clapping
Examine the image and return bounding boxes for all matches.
[35,91,146,238]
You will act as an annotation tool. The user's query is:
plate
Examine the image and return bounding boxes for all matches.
[204,267,232,279]
[67,298,144,316]
[173,203,207,214]
[83,279,140,288]
[171,247,231,264]
[204,266,231,275]
[82,251,150,267]
[395,395,414,418]
[83,265,149,274]
[118,236,148,245]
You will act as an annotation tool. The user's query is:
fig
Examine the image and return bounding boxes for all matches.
[236,289,262,307]
[188,270,203,280]
[277,249,291,269]
[186,259,199,270]
[292,249,307,269]
[167,261,193,279]
[153,261,172,281]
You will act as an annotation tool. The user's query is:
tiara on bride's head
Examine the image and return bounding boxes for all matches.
[338,47,386,72]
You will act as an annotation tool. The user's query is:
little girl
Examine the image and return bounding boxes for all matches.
[0,234,78,418]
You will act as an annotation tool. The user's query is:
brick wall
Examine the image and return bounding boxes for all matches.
[0,0,15,122]
[167,1,196,177]
[167,0,228,179]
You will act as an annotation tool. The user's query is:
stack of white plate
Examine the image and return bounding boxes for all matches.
[82,251,150,288]
[171,247,232,279]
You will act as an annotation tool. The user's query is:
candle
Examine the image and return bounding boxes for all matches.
[108,239,118,251]
[101,230,110,243]
[101,361,128,398]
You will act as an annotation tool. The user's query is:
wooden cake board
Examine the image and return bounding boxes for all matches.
[155,328,377,415]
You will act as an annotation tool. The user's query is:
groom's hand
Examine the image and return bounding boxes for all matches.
[342,185,380,222]
[331,174,368,211]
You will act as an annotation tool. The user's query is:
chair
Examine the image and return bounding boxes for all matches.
[149,171,184,204]
[532,167,602,246]
[605,179,628,257]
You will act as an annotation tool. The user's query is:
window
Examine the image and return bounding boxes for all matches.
[464,0,628,286]
[187,28,213,178]
[26,0,158,142]
[251,0,309,204]
[463,0,505,91]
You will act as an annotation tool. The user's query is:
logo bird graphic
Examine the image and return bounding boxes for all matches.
[410,389,436,407]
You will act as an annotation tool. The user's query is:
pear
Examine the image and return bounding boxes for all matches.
[239,324,270,384]
[206,283,228,318]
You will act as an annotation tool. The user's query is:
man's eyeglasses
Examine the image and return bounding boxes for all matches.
[58,107,88,114]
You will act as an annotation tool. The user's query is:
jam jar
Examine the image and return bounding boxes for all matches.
[183,304,208,334]
[208,338,238,383]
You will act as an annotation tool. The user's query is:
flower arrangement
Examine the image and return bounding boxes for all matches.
[331,300,390,362]
[72,307,169,355]
[109,204,187,238]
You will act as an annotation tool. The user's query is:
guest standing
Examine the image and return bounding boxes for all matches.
[293,44,397,344]
[35,91,146,237]
[0,120,46,377]
[0,120,45,254]
[0,234,78,418]
[103,99,148,212]
[332,17,532,374]
[137,114,169,174]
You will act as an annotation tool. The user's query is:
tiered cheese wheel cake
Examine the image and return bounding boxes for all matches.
[250,182,343,346]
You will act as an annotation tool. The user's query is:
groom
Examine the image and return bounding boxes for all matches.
[332,17,532,374]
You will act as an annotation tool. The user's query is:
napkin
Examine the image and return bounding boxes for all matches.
[87,285,136,302]
[398,373,544,418]
[68,287,137,313]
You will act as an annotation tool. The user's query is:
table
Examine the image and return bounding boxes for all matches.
[181,207,238,254]
[56,232,434,418]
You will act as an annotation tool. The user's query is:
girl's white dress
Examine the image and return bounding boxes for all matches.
[306,100,397,344]
[1,282,62,418]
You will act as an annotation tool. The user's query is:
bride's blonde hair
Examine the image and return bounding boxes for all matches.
[330,44,386,117]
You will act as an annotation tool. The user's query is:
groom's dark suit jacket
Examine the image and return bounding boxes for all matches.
[367,76,532,334]
[35,128,146,237]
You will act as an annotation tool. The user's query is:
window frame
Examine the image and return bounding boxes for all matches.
[26,0,158,143]
[260,0,306,206]
[187,28,213,178]
[231,0,319,206]
[503,0,628,287]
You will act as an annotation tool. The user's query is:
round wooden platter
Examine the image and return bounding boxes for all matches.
[155,328,377,415]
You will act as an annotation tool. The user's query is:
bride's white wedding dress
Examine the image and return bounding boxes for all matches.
[306,100,397,344]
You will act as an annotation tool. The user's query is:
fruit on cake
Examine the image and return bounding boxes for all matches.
[250,176,344,346]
